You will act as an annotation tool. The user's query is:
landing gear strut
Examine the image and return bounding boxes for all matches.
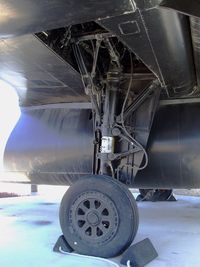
[59,35,161,258]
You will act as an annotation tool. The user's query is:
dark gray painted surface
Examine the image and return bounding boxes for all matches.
[0,35,88,107]
[135,103,200,188]
[4,108,93,185]
[0,0,134,38]
[99,0,196,96]
[4,103,200,188]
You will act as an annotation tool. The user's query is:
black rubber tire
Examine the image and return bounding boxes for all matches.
[59,175,139,258]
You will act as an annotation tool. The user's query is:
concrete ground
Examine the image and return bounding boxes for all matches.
[0,187,200,267]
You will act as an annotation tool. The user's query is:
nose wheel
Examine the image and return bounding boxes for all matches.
[59,175,139,258]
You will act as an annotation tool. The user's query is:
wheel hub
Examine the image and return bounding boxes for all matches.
[86,211,100,226]
[70,191,119,245]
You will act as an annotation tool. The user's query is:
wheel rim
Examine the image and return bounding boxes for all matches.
[69,191,119,246]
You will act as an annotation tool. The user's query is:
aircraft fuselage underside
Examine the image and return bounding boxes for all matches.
[2,0,200,189]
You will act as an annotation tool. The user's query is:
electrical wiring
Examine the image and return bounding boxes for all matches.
[120,53,149,170]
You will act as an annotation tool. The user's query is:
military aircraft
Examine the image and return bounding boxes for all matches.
[1,0,199,258]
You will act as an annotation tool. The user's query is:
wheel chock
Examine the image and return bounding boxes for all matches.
[53,235,74,253]
[120,238,158,267]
